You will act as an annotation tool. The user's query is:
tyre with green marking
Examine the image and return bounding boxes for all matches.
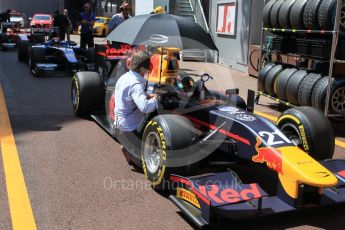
[277,106,334,160]
[141,115,199,190]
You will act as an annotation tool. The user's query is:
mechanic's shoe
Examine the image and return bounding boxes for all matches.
[121,146,134,166]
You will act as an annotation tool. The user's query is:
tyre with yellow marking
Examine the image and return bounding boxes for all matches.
[71,71,103,116]
[141,115,199,190]
[277,106,334,160]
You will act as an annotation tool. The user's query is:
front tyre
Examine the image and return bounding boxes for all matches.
[141,115,199,190]
[71,71,103,116]
[277,106,334,160]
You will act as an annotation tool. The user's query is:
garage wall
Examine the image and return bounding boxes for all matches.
[209,0,252,72]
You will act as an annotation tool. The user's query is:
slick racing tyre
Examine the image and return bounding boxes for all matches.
[265,64,283,96]
[275,68,298,101]
[29,47,45,77]
[303,0,323,30]
[279,0,296,29]
[258,63,275,92]
[17,40,30,63]
[270,0,286,28]
[277,106,335,160]
[290,0,308,29]
[297,73,322,106]
[263,0,278,27]
[71,71,103,116]
[86,47,96,71]
[141,115,199,190]
[286,70,308,105]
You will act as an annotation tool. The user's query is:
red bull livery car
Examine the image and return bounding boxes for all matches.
[71,45,345,228]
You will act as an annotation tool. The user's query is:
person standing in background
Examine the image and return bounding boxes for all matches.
[63,9,72,41]
[79,3,96,49]
[0,9,11,33]
[106,2,131,35]
[53,10,69,41]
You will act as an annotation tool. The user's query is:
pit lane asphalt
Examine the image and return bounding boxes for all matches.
[0,43,345,229]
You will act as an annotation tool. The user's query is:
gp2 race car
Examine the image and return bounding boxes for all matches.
[18,37,95,77]
[71,45,345,228]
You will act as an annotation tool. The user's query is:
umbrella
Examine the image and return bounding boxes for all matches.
[106,13,218,50]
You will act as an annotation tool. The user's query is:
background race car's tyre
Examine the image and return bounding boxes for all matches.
[297,73,322,106]
[263,0,278,27]
[86,47,96,71]
[71,71,103,116]
[141,115,199,190]
[286,70,308,105]
[279,0,296,28]
[303,0,323,30]
[265,64,283,96]
[290,0,308,29]
[277,106,335,160]
[17,40,30,63]
[311,76,330,111]
[318,0,337,30]
[0,33,9,43]
[29,47,45,77]
[258,63,275,92]
[275,68,298,101]
[270,0,286,28]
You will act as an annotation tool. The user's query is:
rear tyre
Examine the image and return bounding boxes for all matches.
[298,73,322,106]
[17,40,30,62]
[286,70,308,105]
[277,106,335,160]
[71,71,103,116]
[86,47,96,71]
[141,115,199,190]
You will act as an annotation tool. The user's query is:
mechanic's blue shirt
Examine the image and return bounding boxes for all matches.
[107,13,130,32]
[114,70,158,132]
[80,12,96,33]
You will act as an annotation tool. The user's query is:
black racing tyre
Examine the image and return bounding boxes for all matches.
[141,115,199,190]
[275,68,298,101]
[270,0,286,28]
[279,0,296,28]
[286,70,308,105]
[290,0,308,29]
[277,106,335,160]
[86,47,95,63]
[297,73,322,106]
[263,0,278,27]
[29,47,45,77]
[303,0,323,30]
[318,0,337,30]
[71,71,103,116]
[17,40,30,63]
[265,64,283,96]
[311,76,330,111]
[0,33,9,43]
[258,63,275,92]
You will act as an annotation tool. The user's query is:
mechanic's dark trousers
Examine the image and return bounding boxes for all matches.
[80,31,94,49]
[58,28,66,41]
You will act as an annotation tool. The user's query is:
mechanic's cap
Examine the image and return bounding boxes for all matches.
[121,2,131,10]
[130,51,150,71]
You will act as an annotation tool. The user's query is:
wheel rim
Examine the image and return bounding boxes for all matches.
[280,123,303,147]
[331,86,345,114]
[341,3,345,31]
[143,132,163,175]
[71,82,78,108]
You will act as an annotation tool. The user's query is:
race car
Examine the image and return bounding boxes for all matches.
[71,44,345,228]
[29,14,53,28]
[18,37,95,77]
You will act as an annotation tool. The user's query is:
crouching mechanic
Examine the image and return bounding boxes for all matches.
[114,51,159,166]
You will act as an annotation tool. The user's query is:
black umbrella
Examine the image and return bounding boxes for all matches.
[106,13,218,50]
